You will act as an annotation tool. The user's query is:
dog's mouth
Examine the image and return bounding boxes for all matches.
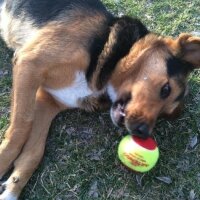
[110,92,132,126]
[110,101,151,139]
[110,102,126,127]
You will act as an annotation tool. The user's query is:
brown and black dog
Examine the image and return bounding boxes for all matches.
[0,0,199,199]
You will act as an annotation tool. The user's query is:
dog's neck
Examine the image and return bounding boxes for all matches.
[86,16,149,91]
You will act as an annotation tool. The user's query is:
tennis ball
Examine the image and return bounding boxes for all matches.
[118,135,159,172]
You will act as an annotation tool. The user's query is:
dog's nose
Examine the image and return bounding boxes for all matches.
[129,123,150,139]
[136,123,149,138]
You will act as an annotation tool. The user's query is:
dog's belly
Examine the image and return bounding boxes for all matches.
[45,71,95,108]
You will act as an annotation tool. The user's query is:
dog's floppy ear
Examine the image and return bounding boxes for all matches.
[90,17,149,90]
[176,33,200,68]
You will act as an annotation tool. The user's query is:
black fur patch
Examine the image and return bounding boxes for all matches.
[167,56,193,77]
[86,17,115,84]
[6,0,109,27]
[88,16,149,90]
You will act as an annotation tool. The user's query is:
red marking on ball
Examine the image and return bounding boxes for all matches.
[132,136,157,150]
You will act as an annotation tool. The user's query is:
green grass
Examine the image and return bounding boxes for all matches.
[0,0,200,199]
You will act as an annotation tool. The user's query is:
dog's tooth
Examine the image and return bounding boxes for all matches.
[120,111,126,117]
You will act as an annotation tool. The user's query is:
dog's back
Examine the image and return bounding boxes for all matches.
[0,0,112,50]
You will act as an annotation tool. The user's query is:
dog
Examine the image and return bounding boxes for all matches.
[0,0,199,199]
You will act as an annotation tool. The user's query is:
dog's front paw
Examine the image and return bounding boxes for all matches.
[78,94,111,112]
[78,96,99,112]
[0,181,17,200]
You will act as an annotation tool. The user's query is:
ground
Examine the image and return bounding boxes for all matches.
[0,0,200,199]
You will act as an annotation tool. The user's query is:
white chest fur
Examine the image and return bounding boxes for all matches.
[107,84,117,102]
[45,71,93,107]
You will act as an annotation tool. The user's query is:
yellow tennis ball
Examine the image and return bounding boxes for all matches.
[118,135,159,172]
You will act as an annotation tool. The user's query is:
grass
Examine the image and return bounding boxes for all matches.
[0,0,200,199]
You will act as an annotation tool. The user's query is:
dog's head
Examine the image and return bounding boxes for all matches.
[109,33,200,138]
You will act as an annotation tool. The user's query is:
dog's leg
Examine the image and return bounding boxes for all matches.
[0,88,61,199]
[0,53,46,178]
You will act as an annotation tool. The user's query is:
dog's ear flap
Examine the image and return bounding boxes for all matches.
[176,33,200,68]
[90,17,149,90]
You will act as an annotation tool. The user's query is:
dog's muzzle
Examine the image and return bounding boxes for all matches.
[111,102,150,139]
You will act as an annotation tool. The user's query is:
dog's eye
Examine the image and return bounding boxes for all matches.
[160,83,171,99]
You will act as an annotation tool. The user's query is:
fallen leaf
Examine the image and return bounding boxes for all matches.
[88,181,99,198]
[176,159,190,172]
[188,135,198,149]
[156,176,172,184]
[86,149,105,161]
[136,174,145,187]
[197,173,200,183]
[189,190,195,200]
